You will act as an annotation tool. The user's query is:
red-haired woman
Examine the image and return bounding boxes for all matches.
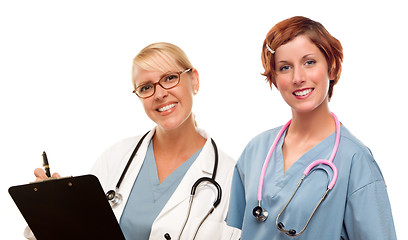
[226,16,396,239]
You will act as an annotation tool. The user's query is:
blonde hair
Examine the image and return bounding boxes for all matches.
[132,42,194,88]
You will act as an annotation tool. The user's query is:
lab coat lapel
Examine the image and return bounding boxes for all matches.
[113,129,155,219]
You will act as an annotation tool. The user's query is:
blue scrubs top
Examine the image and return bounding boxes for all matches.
[226,125,396,239]
[120,140,202,240]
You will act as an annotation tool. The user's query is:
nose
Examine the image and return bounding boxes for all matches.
[293,66,306,85]
[153,83,168,100]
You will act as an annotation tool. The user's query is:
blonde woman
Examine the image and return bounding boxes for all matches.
[30,42,240,240]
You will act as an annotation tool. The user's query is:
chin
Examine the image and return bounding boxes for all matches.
[157,121,180,131]
[157,117,189,131]
[292,101,329,115]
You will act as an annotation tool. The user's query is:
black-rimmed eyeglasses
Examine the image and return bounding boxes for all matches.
[133,68,192,99]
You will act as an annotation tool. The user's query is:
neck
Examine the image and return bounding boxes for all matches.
[288,104,335,140]
[152,115,206,183]
[153,115,204,154]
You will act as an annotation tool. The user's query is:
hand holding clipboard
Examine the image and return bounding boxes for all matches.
[9,152,125,240]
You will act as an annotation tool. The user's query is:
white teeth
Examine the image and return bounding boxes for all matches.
[157,103,176,112]
[294,89,313,96]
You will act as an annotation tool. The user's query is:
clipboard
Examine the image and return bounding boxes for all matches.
[9,174,125,240]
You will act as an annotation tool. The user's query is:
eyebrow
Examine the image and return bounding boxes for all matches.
[302,54,315,60]
[136,71,175,87]
[277,53,316,64]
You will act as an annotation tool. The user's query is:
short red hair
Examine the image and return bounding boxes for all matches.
[261,16,343,99]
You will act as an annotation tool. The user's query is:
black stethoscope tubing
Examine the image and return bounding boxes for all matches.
[116,131,150,190]
[105,131,150,206]
[105,131,221,240]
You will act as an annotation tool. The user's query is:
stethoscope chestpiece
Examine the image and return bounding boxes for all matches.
[106,189,122,208]
[253,205,268,222]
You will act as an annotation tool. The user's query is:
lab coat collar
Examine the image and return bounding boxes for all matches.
[196,127,216,175]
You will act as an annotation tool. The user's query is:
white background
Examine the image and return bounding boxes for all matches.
[1,0,406,238]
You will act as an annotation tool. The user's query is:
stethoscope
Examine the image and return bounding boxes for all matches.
[253,112,340,237]
[105,131,222,240]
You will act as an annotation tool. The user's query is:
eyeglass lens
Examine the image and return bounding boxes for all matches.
[136,72,181,98]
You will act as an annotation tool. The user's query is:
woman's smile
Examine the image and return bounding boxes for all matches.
[293,88,314,98]
[157,103,177,113]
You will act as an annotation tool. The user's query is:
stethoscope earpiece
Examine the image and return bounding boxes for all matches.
[253,206,268,222]
[106,189,122,208]
[277,222,297,236]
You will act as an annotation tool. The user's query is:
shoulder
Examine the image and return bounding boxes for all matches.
[89,133,151,190]
[217,148,236,167]
[206,139,237,178]
[249,127,282,144]
[337,125,385,192]
[90,133,150,173]
[243,126,283,153]
[235,126,283,174]
[339,126,373,156]
[101,135,145,160]
[338,126,377,170]
[198,128,236,167]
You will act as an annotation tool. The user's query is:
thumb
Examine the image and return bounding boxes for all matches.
[34,168,47,180]
[51,172,61,178]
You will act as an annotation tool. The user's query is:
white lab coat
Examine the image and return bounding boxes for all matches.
[24,128,240,240]
[90,128,241,240]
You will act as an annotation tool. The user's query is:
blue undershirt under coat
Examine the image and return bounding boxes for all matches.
[120,140,202,240]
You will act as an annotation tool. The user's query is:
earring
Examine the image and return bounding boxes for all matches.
[194,90,198,94]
